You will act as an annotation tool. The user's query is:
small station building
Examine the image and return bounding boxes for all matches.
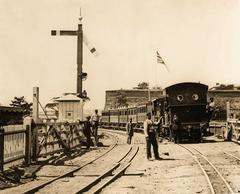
[55,93,83,122]
[40,93,84,122]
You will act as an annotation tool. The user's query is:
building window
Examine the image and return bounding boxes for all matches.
[66,111,74,119]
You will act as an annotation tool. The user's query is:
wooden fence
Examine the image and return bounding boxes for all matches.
[0,124,31,172]
[209,121,226,137]
[209,120,240,143]
[36,122,84,158]
[0,119,84,172]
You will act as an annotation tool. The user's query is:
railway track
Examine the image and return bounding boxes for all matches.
[178,144,237,194]
[23,131,139,194]
[223,150,240,161]
[100,128,144,145]
[70,128,140,194]
[76,145,139,194]
[23,133,119,194]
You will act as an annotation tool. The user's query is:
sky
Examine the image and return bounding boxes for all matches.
[0,0,240,110]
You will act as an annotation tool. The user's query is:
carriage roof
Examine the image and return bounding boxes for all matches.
[164,82,208,92]
[164,82,208,107]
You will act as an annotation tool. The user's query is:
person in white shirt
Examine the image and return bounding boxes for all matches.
[144,113,161,160]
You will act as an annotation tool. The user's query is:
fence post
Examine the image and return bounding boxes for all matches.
[24,117,32,165]
[0,128,5,172]
[25,125,31,165]
[33,87,39,123]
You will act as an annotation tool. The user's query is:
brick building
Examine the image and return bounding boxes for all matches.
[104,89,163,110]
[208,84,240,120]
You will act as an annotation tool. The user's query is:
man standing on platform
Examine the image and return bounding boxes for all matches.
[83,116,93,149]
[126,118,134,144]
[91,109,100,146]
[144,113,161,160]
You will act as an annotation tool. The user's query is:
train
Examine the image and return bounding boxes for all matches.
[101,82,209,143]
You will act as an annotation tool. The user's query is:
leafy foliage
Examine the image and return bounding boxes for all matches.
[10,96,32,116]
[115,92,128,108]
[134,82,149,89]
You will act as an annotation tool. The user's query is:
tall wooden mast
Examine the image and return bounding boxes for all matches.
[51,15,84,97]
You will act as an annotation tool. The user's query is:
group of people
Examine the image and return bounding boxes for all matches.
[126,113,162,160]
[83,109,100,149]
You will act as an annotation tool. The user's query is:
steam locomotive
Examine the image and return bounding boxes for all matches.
[101,82,209,143]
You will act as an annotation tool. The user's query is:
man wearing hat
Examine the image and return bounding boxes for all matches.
[126,118,134,144]
[83,116,93,149]
[144,112,161,160]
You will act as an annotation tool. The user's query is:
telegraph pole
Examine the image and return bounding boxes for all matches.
[51,16,84,97]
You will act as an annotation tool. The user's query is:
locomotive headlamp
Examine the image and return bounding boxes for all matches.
[192,94,199,101]
[177,95,184,101]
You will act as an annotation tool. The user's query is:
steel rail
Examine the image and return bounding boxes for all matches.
[88,146,139,194]
[191,146,234,194]
[178,144,215,194]
[75,163,120,194]
[223,151,240,161]
[74,129,140,194]
[91,162,132,194]
[75,145,133,194]
[23,133,119,194]
[117,146,132,163]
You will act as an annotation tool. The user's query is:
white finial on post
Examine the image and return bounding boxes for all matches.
[79,7,83,23]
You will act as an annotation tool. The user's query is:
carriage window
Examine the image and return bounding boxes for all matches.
[192,94,199,101]
[177,95,184,101]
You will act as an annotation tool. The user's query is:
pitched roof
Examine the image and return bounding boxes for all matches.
[55,94,81,102]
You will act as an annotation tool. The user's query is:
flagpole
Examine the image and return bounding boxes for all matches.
[155,59,157,87]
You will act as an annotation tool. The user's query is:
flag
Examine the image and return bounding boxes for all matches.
[156,51,165,64]
[156,51,170,72]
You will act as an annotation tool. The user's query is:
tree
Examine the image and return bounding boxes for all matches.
[133,82,149,89]
[10,96,32,116]
[115,92,128,108]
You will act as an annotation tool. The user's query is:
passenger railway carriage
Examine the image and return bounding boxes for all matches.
[101,82,209,143]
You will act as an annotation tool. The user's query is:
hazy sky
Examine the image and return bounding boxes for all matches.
[0,0,240,109]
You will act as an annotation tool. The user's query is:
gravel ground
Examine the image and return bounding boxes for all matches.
[102,134,209,194]
[102,134,240,194]
[1,131,240,194]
